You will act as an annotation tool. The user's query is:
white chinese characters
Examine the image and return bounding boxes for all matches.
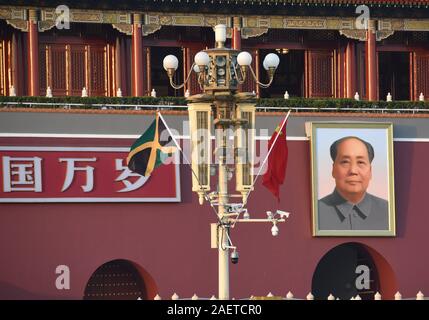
[2,156,43,192]
[59,158,97,192]
[115,159,150,192]
[0,147,179,203]
[1,155,154,194]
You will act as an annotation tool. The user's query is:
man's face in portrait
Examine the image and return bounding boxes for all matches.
[332,138,372,203]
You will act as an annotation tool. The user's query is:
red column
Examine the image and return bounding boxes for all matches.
[337,45,345,98]
[132,14,143,97]
[366,21,377,101]
[346,41,356,99]
[28,9,39,96]
[232,17,242,51]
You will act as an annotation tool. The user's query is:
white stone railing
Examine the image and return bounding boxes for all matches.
[2,101,429,114]
[142,290,427,300]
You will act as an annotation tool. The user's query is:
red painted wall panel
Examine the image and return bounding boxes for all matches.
[1,139,429,299]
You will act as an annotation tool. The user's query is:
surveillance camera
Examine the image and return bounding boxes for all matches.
[276,210,290,218]
[231,250,239,264]
[271,224,279,237]
[266,211,273,219]
[243,210,250,219]
[227,203,243,213]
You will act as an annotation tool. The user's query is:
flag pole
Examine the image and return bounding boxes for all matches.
[242,109,291,207]
[157,111,183,153]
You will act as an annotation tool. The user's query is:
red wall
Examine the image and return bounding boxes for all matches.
[1,139,429,299]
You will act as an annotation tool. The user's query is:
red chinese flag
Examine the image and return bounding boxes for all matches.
[262,120,288,201]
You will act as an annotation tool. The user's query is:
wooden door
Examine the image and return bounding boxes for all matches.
[40,42,110,97]
[88,45,106,97]
[69,45,86,96]
[305,49,335,98]
[49,44,67,96]
[412,52,429,101]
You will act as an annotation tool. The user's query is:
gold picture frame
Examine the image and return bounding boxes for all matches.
[306,122,396,237]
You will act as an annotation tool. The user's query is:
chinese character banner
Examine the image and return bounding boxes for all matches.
[0,147,180,202]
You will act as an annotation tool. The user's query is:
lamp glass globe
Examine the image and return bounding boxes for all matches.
[194,51,210,66]
[163,55,179,71]
[263,53,280,69]
[237,51,252,66]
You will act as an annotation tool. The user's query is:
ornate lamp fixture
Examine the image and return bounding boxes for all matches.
[163,25,282,300]
[163,25,279,92]
[163,24,280,203]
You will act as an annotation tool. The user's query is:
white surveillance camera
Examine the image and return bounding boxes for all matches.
[243,210,250,219]
[227,203,243,213]
[231,249,239,264]
[276,210,290,218]
[271,224,279,237]
[266,211,273,219]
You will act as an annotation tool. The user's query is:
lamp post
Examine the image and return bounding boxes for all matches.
[163,24,287,300]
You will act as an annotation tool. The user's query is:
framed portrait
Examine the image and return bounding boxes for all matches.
[306,122,396,237]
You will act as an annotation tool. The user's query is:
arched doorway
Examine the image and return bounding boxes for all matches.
[84,259,151,300]
[312,243,383,300]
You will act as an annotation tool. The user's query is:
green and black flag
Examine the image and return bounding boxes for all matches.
[127,113,177,176]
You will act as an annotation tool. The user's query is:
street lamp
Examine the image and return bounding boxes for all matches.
[163,24,286,300]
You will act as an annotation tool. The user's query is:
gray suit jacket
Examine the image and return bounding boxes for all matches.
[318,189,389,230]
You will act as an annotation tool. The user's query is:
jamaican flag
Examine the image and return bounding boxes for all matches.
[127,114,177,176]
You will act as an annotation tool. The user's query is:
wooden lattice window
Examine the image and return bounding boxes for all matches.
[307,30,338,42]
[39,46,47,95]
[267,29,302,42]
[89,46,106,96]
[411,31,428,43]
[413,52,429,101]
[306,50,335,98]
[70,46,86,96]
[50,45,67,96]
[40,42,109,97]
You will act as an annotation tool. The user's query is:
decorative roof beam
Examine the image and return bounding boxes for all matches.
[1,5,429,35]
